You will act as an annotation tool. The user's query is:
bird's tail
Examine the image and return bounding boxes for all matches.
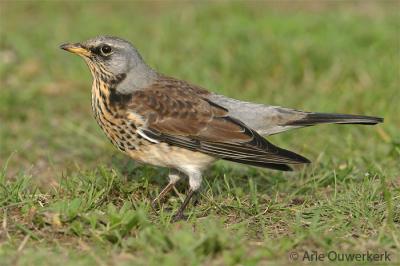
[285,112,384,126]
[207,94,384,135]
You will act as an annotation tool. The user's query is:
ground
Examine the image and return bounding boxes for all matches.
[0,1,399,265]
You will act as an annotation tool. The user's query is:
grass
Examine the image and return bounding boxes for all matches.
[0,1,399,265]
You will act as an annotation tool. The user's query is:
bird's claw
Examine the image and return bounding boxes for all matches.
[171,212,188,222]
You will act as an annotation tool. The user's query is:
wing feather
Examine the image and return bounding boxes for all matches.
[126,76,310,169]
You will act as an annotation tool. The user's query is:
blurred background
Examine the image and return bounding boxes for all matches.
[0,1,399,264]
[1,1,398,181]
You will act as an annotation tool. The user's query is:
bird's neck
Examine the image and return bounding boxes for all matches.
[116,63,158,94]
[91,73,129,111]
[90,62,157,111]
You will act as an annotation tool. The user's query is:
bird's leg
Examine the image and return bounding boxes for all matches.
[151,170,182,210]
[191,190,201,206]
[171,189,196,222]
[151,182,175,210]
[171,170,202,222]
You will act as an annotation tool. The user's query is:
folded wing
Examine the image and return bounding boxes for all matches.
[126,77,310,170]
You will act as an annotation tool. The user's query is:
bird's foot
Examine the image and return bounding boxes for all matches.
[151,199,161,212]
[171,212,188,222]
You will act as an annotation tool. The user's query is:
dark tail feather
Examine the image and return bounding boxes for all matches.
[287,113,384,126]
[223,158,294,171]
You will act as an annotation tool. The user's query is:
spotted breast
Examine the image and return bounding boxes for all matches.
[90,72,149,153]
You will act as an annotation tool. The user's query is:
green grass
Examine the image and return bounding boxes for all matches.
[1,1,399,265]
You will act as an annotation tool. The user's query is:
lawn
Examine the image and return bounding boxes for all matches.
[0,1,399,265]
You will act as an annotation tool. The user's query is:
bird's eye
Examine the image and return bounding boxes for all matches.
[100,45,112,55]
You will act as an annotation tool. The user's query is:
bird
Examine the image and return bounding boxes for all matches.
[60,36,383,221]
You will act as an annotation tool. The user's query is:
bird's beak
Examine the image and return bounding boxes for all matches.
[60,43,91,57]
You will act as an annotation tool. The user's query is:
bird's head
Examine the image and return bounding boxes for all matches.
[60,36,154,89]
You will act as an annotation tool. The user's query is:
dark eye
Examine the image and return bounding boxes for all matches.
[100,45,112,55]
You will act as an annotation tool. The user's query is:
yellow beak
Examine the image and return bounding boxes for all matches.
[60,43,91,57]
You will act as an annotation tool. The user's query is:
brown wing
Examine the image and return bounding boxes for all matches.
[127,77,310,169]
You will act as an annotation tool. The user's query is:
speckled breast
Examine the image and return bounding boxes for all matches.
[90,85,147,153]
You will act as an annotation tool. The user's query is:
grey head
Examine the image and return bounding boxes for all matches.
[60,35,158,93]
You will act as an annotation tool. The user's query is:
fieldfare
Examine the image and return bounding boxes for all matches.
[60,36,383,221]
